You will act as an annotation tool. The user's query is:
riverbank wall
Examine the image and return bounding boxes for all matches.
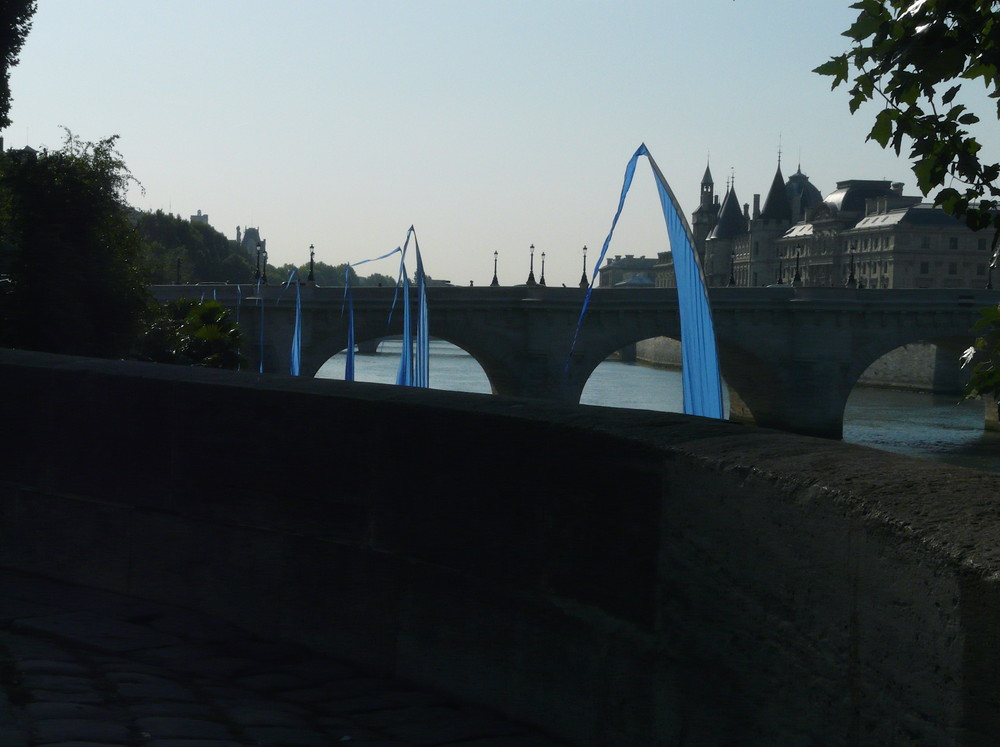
[635,337,966,392]
[3,348,1000,745]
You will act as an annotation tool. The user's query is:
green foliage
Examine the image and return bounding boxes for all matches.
[0,1,35,129]
[0,131,149,357]
[136,210,252,283]
[266,261,394,287]
[816,0,1000,257]
[133,298,244,369]
[963,304,1000,402]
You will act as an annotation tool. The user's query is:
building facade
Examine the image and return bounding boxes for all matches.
[598,254,657,287]
[655,164,992,289]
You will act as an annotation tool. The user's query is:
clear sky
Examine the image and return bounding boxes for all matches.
[5,1,995,286]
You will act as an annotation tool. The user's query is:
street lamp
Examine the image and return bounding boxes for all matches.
[988,262,994,290]
[308,244,315,282]
[254,242,261,282]
[491,250,499,287]
[846,245,857,288]
[728,249,736,287]
[579,245,589,288]
[261,247,268,285]
[793,244,802,286]
[539,251,546,287]
[526,244,537,286]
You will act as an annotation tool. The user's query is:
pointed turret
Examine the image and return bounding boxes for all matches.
[699,162,714,210]
[759,163,793,222]
[708,185,748,240]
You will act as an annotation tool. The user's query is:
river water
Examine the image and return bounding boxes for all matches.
[317,340,999,474]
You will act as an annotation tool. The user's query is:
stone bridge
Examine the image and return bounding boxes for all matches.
[152,284,1000,438]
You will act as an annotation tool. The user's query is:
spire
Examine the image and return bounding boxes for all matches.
[708,184,748,240]
[699,158,715,210]
[759,162,793,222]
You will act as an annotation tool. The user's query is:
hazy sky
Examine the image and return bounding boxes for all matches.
[6,1,996,286]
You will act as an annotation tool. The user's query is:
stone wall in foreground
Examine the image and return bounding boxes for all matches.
[2,349,1000,745]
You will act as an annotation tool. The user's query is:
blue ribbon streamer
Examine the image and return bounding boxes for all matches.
[344,230,430,389]
[568,144,723,419]
[290,275,301,376]
[343,266,355,381]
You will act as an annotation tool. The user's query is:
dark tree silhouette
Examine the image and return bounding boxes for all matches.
[0,1,36,129]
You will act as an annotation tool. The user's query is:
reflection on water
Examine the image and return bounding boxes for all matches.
[317,340,998,474]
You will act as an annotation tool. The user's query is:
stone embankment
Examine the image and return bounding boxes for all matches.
[3,348,1000,744]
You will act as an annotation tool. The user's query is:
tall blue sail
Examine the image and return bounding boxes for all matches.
[343,266,356,381]
[570,144,723,419]
[410,227,430,388]
[290,276,302,376]
[395,264,413,386]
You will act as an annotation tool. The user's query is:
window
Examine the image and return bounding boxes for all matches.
[977,264,986,276]
[979,238,988,251]
[920,261,929,274]
[948,262,958,275]
[921,236,931,249]
[949,237,958,250]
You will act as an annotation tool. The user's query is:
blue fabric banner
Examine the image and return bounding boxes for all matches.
[395,266,412,386]
[569,144,723,419]
[343,266,355,381]
[346,228,430,389]
[290,277,301,376]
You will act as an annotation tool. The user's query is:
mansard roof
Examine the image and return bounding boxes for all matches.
[708,186,747,240]
[823,179,895,213]
[759,164,793,222]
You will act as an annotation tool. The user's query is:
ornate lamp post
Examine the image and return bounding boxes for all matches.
[539,251,546,286]
[526,244,537,286]
[491,250,499,287]
[846,245,857,288]
[261,247,268,285]
[308,244,315,282]
[579,245,589,288]
[793,244,802,287]
[728,249,736,287]
[254,242,261,282]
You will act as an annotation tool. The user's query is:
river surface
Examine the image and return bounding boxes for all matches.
[317,340,999,474]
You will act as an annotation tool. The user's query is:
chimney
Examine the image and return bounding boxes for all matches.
[753,194,761,219]
[891,182,904,195]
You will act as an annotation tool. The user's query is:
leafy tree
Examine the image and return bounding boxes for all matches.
[815,0,1000,261]
[818,1,1000,408]
[962,304,1000,404]
[0,131,148,357]
[136,210,252,283]
[132,298,244,369]
[0,1,35,129]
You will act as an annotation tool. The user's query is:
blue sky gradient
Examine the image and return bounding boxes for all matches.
[6,1,995,286]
